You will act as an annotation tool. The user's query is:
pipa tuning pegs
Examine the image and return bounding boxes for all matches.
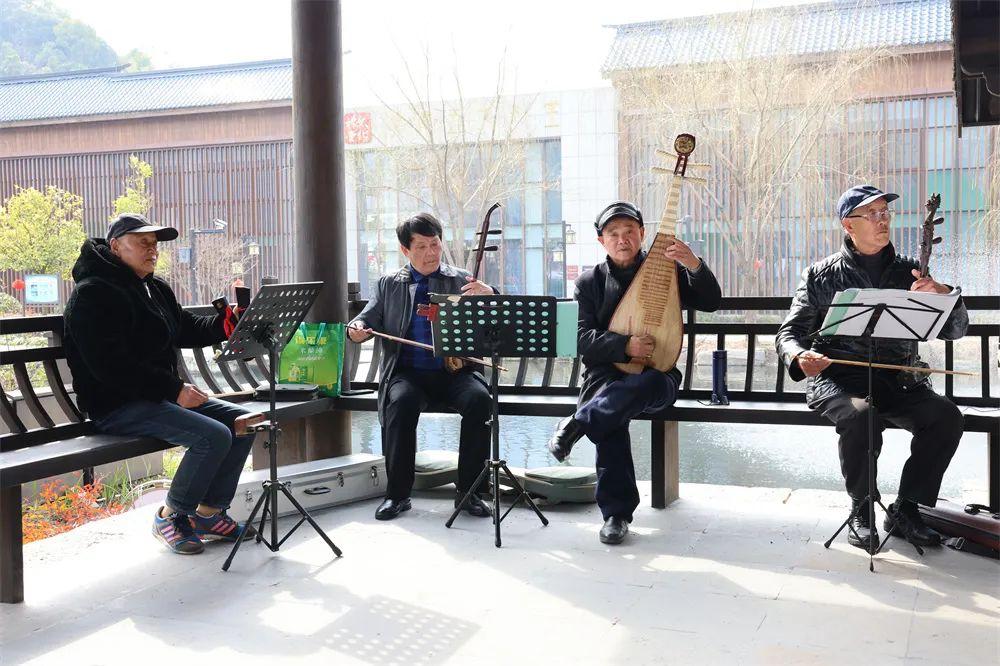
[932,237,942,244]
[933,217,944,225]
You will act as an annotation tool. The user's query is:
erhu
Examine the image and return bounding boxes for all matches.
[347,204,505,372]
[824,192,974,378]
[417,202,503,372]
[608,133,708,373]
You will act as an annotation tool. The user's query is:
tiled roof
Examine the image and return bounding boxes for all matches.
[0,59,292,124]
[602,0,952,74]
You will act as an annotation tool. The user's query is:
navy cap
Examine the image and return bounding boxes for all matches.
[595,201,643,235]
[837,185,899,220]
[106,213,179,242]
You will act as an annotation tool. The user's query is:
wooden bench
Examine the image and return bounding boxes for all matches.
[0,307,335,603]
[336,295,999,513]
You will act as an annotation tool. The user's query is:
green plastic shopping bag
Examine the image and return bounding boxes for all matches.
[278,322,345,397]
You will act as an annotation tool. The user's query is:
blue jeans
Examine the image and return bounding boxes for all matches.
[95,398,256,514]
[575,369,679,522]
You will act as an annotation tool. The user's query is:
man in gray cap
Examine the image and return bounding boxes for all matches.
[545,201,721,545]
[64,213,258,555]
[775,185,968,552]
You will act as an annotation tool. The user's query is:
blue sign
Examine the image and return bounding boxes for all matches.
[25,274,59,304]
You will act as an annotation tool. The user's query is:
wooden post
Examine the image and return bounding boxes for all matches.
[650,420,680,508]
[1,486,24,603]
[291,0,351,461]
[990,427,999,512]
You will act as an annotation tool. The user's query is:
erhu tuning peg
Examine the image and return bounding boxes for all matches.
[933,217,944,225]
[932,237,942,244]
[477,229,502,235]
[483,245,499,252]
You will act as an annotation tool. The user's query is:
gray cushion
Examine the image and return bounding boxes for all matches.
[414,450,459,473]
[524,466,597,486]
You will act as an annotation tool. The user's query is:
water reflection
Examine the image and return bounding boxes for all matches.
[351,412,989,504]
[347,334,995,504]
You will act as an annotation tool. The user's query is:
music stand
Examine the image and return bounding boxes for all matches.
[429,294,553,547]
[816,290,955,571]
[217,282,343,571]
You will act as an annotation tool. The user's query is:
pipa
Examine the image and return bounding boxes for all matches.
[609,133,707,374]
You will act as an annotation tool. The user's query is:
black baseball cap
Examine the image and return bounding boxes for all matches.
[106,213,179,242]
[837,185,899,220]
[595,201,643,235]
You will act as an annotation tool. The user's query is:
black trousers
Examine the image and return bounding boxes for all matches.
[815,373,963,507]
[382,367,492,500]
[574,369,679,522]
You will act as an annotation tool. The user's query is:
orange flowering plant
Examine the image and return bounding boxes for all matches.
[22,480,131,543]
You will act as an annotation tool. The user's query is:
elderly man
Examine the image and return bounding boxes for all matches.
[545,201,722,545]
[775,185,968,551]
[64,213,257,555]
[348,213,496,521]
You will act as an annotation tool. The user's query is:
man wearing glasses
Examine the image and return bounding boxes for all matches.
[776,185,968,552]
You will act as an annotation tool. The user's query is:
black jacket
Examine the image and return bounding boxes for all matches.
[349,263,495,424]
[64,238,226,419]
[576,252,722,407]
[775,238,968,406]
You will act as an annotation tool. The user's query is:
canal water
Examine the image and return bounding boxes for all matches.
[349,352,994,505]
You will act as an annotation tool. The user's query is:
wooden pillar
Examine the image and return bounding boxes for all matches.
[291,0,351,461]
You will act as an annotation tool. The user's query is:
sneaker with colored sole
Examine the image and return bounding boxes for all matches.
[189,511,257,542]
[152,510,204,554]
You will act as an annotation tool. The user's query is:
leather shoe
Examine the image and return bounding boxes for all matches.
[455,491,492,518]
[547,416,585,462]
[846,499,880,552]
[375,497,411,521]
[599,516,629,545]
[884,501,941,546]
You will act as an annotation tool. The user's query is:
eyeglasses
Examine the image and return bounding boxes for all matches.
[846,209,892,223]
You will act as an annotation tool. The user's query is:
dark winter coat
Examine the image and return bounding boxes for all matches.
[774,238,968,406]
[349,263,495,424]
[63,238,226,419]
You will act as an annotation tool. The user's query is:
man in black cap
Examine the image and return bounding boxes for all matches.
[64,213,258,555]
[545,201,721,545]
[775,185,968,552]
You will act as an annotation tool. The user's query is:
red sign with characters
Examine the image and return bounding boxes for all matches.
[566,265,580,282]
[344,112,372,145]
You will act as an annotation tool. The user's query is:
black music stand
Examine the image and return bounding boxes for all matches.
[431,294,552,547]
[816,291,953,571]
[218,282,343,571]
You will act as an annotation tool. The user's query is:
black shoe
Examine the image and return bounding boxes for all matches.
[455,491,492,518]
[884,501,942,547]
[547,416,585,462]
[599,516,629,545]
[375,497,411,521]
[846,499,880,552]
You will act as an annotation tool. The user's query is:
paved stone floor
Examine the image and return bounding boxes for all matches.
[2,483,997,665]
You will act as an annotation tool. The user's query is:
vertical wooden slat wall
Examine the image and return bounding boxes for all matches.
[0,141,295,304]
[619,94,998,298]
